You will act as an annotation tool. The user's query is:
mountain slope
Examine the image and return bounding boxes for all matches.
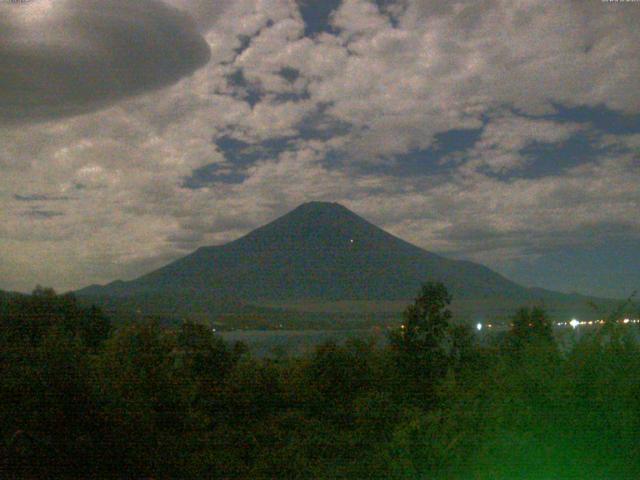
[77,202,602,320]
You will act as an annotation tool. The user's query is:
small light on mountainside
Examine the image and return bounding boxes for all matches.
[570,319,580,329]
[476,323,482,331]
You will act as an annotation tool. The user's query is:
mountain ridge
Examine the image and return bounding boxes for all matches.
[76,202,608,321]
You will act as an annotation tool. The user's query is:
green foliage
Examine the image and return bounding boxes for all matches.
[392,282,453,353]
[0,287,110,349]
[388,282,477,408]
[506,305,554,352]
[2,286,640,478]
[0,328,102,476]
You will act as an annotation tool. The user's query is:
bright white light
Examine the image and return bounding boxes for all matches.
[476,323,483,331]
[350,239,354,244]
[624,318,630,324]
[570,319,579,329]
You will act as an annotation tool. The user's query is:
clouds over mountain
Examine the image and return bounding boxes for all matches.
[0,0,210,124]
[0,0,638,296]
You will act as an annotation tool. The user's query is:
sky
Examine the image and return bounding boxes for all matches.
[0,0,639,299]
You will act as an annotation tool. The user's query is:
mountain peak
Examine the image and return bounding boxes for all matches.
[245,201,378,246]
[76,201,610,320]
[298,201,340,208]
[289,201,353,215]
[302,200,345,207]
[77,201,538,308]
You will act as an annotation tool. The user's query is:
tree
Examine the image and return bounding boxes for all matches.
[507,306,554,350]
[449,323,476,371]
[0,288,110,351]
[79,306,111,351]
[175,321,233,381]
[389,282,453,404]
[392,282,453,354]
[301,339,373,423]
[93,321,194,477]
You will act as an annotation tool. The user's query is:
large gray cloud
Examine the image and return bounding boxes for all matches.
[0,0,210,124]
[164,0,231,31]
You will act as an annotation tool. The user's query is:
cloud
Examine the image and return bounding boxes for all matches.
[0,0,210,124]
[22,209,65,219]
[0,0,638,295]
[163,0,231,30]
[14,193,71,202]
[460,114,584,173]
[294,0,640,160]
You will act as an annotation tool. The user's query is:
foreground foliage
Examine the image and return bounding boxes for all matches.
[0,285,639,478]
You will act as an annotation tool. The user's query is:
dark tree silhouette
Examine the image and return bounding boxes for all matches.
[3,286,640,479]
[390,282,454,405]
[508,306,554,350]
[0,287,110,350]
[391,282,452,354]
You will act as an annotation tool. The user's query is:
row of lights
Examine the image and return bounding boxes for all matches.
[476,323,493,331]
[473,319,640,331]
[564,318,640,329]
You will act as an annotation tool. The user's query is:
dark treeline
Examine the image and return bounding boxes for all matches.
[1,284,639,479]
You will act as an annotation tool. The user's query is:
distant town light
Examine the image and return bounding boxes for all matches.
[570,319,579,329]
[623,318,630,324]
[476,323,483,331]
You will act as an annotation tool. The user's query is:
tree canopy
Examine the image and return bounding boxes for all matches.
[1,286,639,478]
